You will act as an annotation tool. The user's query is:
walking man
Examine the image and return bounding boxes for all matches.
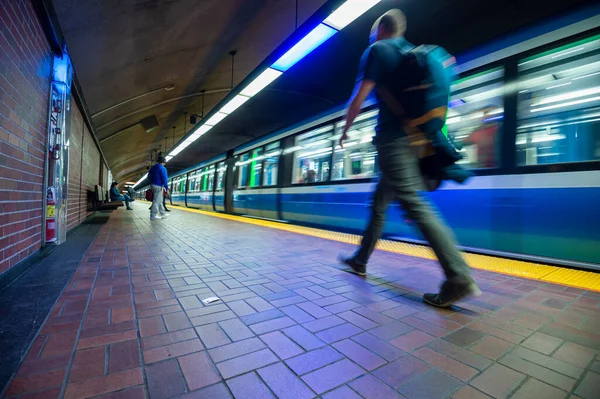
[148,155,169,220]
[339,9,480,308]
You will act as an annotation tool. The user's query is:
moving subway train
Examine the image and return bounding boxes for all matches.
[138,9,600,269]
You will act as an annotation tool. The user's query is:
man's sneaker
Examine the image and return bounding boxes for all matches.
[165,209,171,212]
[126,207,133,210]
[160,213,170,218]
[150,215,162,220]
[423,277,482,308]
[338,255,367,276]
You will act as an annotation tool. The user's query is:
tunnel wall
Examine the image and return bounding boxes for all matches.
[0,0,52,275]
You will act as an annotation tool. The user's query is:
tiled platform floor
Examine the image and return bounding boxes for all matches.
[3,202,599,399]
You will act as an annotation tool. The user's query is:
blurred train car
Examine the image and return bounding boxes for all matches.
[140,7,600,269]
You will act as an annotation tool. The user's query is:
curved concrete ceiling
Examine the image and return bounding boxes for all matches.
[52,0,328,183]
[52,0,596,184]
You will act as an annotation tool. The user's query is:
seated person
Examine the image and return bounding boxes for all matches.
[304,170,316,183]
[110,182,133,210]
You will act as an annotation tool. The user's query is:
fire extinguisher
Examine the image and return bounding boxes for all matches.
[50,127,61,160]
[46,187,57,243]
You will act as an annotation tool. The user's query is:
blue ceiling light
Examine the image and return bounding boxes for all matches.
[271,23,338,72]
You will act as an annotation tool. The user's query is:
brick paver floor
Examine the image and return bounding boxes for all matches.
[3,202,600,399]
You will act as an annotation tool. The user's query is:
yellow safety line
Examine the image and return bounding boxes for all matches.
[141,201,600,292]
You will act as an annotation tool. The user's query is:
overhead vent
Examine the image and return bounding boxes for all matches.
[140,115,159,133]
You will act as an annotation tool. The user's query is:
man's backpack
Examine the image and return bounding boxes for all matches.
[145,189,153,201]
[378,44,463,168]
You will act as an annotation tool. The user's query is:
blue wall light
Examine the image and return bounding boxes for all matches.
[271,23,338,72]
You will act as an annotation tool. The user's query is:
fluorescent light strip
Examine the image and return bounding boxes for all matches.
[205,112,227,126]
[299,149,333,159]
[241,68,282,97]
[284,146,303,154]
[220,95,250,114]
[535,86,600,106]
[531,96,600,113]
[546,82,571,90]
[519,111,600,130]
[133,173,148,189]
[551,46,585,59]
[516,134,566,145]
[572,71,600,81]
[271,23,337,71]
[324,0,381,30]
[194,125,213,137]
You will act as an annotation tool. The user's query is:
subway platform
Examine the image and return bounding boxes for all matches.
[1,202,599,399]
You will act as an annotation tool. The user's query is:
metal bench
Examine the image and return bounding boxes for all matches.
[94,185,123,210]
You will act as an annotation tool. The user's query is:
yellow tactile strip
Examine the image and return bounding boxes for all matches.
[145,202,600,292]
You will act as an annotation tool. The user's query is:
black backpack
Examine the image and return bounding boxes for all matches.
[379,44,463,168]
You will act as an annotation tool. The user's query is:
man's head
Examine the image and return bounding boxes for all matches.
[157,155,166,165]
[370,9,406,44]
[111,181,118,188]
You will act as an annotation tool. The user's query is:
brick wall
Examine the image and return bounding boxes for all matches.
[82,121,101,203]
[0,0,52,275]
[66,94,102,231]
[66,96,83,230]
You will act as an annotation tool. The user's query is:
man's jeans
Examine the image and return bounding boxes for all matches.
[355,137,470,279]
[150,185,166,218]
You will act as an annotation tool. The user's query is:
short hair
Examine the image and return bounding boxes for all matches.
[372,9,407,37]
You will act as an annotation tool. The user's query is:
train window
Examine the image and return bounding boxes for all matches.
[195,171,203,193]
[206,165,215,191]
[197,168,205,191]
[216,162,226,191]
[263,142,281,186]
[516,34,600,166]
[237,153,250,188]
[249,148,263,188]
[332,110,378,180]
[188,173,195,193]
[176,177,186,193]
[195,171,202,193]
[447,67,504,169]
[291,125,333,184]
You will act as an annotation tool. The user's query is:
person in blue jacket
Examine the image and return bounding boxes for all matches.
[109,182,133,210]
[148,155,169,220]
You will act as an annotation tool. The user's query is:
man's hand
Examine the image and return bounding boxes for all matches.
[339,133,348,148]
[342,80,375,149]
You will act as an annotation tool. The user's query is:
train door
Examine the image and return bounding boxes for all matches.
[224,151,235,214]
[214,162,226,212]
